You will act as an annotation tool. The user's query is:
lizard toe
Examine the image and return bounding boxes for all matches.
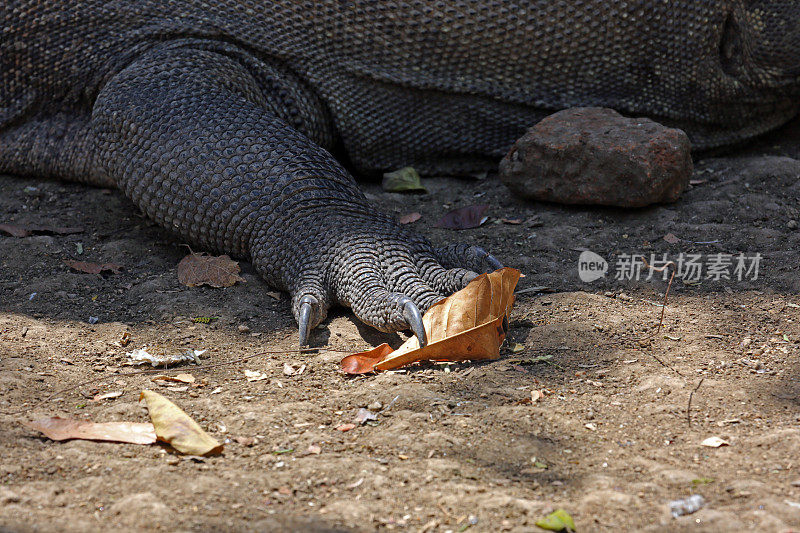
[291,285,330,346]
[435,243,504,274]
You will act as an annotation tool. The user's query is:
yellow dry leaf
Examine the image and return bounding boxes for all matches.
[139,390,223,456]
[341,268,520,374]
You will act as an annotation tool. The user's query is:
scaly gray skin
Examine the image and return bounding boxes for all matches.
[1,2,798,344]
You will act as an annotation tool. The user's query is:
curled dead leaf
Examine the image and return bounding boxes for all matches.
[25,417,156,445]
[340,268,520,374]
[140,390,223,456]
[177,253,245,288]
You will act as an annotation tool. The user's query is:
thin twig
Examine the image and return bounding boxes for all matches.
[594,258,682,376]
[687,378,705,427]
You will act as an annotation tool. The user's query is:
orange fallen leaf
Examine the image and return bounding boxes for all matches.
[24,417,156,444]
[340,268,520,374]
[140,390,223,455]
[177,252,245,288]
[64,259,122,275]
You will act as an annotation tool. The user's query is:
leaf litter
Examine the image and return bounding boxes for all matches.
[126,348,205,367]
[64,259,122,275]
[435,205,489,230]
[535,509,576,532]
[381,166,427,193]
[24,417,157,445]
[177,252,245,288]
[398,212,422,224]
[341,268,520,374]
[140,390,223,456]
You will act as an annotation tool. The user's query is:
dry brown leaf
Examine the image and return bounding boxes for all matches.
[341,268,520,374]
[0,224,32,237]
[398,212,422,225]
[25,417,156,444]
[119,331,131,346]
[177,253,245,288]
[435,205,489,230]
[64,259,122,275]
[140,390,223,455]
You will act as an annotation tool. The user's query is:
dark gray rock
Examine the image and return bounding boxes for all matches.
[499,107,693,207]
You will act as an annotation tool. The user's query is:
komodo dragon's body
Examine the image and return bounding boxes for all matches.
[1,1,799,344]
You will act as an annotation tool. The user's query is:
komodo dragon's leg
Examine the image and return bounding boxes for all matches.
[90,46,501,345]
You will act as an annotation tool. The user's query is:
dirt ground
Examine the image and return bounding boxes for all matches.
[2,117,800,533]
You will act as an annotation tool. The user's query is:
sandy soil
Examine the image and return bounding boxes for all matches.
[1,118,800,532]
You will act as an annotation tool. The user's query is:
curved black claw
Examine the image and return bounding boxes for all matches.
[298,295,318,346]
[475,246,504,271]
[401,298,427,348]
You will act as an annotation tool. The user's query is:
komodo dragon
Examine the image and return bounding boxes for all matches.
[2,1,799,345]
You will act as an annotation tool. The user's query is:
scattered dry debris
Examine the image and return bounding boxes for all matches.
[64,259,122,275]
[126,348,205,367]
[177,252,245,288]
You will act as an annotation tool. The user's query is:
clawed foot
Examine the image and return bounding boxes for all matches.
[268,221,503,346]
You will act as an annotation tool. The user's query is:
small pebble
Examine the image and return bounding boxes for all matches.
[788,220,798,230]
[367,401,383,411]
[237,324,251,334]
